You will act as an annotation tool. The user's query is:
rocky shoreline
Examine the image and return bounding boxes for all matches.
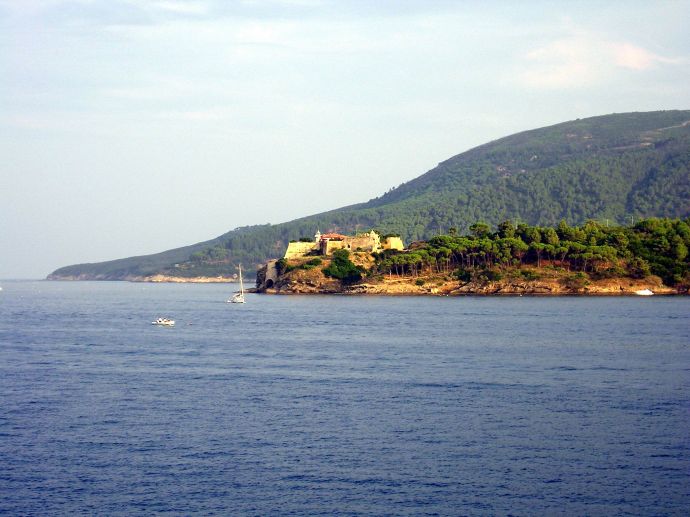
[254,259,681,296]
[256,280,678,296]
[47,267,682,295]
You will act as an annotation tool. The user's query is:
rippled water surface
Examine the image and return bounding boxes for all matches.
[1,281,689,515]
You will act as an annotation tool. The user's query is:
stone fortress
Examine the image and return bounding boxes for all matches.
[256,230,404,290]
[284,230,404,259]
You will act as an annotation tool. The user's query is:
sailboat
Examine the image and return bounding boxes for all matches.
[228,264,246,304]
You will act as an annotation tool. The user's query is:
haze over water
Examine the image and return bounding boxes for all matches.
[1,281,688,514]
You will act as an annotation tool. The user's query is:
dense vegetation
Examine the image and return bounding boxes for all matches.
[322,250,364,284]
[49,111,690,280]
[275,257,322,275]
[369,218,690,289]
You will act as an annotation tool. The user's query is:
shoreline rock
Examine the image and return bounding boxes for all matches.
[254,259,682,296]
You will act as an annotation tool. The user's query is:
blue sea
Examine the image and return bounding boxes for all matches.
[1,281,688,515]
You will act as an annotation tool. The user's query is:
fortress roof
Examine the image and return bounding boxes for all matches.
[320,233,347,240]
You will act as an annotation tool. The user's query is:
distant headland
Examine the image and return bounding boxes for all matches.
[47,110,690,282]
[47,274,238,283]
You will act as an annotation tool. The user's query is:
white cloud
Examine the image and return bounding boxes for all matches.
[4,112,97,132]
[235,22,294,45]
[609,42,681,70]
[519,38,602,89]
[0,0,65,16]
[5,114,59,130]
[103,78,199,101]
[148,1,210,15]
[155,108,228,121]
[516,33,685,89]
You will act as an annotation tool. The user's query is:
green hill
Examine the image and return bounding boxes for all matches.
[49,110,690,280]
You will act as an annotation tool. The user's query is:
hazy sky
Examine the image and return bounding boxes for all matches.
[2,0,689,278]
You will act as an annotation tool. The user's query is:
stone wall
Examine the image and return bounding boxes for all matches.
[255,259,279,289]
[285,231,403,259]
[382,236,404,251]
[284,241,317,259]
[347,233,380,252]
[322,240,346,255]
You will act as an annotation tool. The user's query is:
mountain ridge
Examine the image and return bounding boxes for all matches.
[49,110,690,280]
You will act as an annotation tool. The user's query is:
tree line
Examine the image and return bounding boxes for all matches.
[369,218,690,288]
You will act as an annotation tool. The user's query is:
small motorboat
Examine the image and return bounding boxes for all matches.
[152,317,175,326]
[634,289,654,296]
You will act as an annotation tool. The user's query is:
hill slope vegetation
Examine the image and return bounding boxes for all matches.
[49,110,690,280]
[260,217,690,294]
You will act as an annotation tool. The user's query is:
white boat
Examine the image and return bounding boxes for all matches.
[152,317,175,326]
[634,289,654,296]
[228,264,246,304]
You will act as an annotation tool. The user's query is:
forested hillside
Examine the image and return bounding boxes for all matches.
[49,110,690,280]
[371,217,690,289]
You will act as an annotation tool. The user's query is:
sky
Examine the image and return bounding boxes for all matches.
[1,0,689,278]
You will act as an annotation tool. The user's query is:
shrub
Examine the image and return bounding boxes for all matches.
[415,279,425,286]
[322,250,363,284]
[628,257,651,279]
[563,272,589,289]
[455,269,471,282]
[592,265,627,279]
[295,258,323,271]
[519,269,541,281]
[479,269,503,282]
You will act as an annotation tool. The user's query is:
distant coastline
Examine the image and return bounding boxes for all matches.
[47,274,237,283]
